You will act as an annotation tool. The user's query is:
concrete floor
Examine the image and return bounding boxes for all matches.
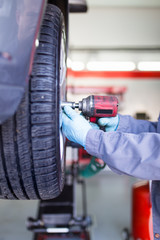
[0,172,137,240]
[84,172,136,240]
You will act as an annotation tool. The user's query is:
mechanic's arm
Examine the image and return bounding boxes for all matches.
[89,113,160,180]
[98,114,160,134]
[118,114,159,133]
[86,129,160,180]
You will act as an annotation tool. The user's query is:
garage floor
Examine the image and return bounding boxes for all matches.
[0,172,137,240]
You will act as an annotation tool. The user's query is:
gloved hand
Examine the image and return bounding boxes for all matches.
[98,115,119,132]
[62,106,92,148]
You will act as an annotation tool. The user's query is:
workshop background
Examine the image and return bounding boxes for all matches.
[0,0,160,239]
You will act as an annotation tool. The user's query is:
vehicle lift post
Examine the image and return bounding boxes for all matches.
[27,157,92,240]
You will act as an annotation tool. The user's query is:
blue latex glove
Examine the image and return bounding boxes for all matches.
[98,115,119,132]
[62,106,92,148]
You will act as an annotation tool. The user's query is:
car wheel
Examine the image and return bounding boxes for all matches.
[0,4,67,200]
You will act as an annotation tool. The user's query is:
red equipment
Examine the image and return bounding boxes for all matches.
[132,181,153,240]
[61,95,118,118]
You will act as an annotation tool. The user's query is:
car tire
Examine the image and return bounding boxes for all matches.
[0,4,67,200]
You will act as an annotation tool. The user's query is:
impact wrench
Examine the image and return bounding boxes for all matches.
[61,95,118,120]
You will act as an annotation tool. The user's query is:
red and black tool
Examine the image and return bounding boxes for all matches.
[61,95,118,120]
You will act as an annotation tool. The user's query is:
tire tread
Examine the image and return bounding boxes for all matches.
[0,4,64,200]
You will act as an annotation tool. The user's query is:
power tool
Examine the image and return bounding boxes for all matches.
[61,95,118,119]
